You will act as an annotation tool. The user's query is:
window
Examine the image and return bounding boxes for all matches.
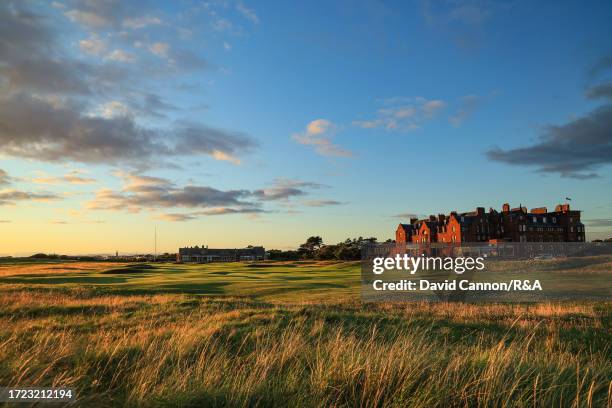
[533,217,537,223]
[452,226,456,232]
[552,217,556,223]
[570,227,574,232]
[543,217,547,223]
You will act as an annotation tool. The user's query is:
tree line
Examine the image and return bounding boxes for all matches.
[267,236,392,261]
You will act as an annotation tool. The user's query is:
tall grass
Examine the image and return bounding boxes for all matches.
[0,288,610,407]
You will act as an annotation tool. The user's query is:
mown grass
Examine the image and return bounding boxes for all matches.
[0,261,610,407]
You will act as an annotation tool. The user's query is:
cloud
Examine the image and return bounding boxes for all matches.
[122,16,161,29]
[253,178,323,201]
[65,9,112,28]
[196,207,268,216]
[139,42,207,70]
[0,93,257,165]
[589,54,612,78]
[0,189,62,206]
[353,97,446,132]
[487,57,612,179]
[0,169,11,185]
[79,36,107,56]
[585,218,612,227]
[32,170,97,185]
[94,100,132,118]
[212,18,233,32]
[106,49,135,63]
[62,0,131,29]
[0,220,10,223]
[487,99,612,179]
[423,100,446,117]
[0,2,250,167]
[393,212,419,219]
[236,2,259,24]
[156,206,268,222]
[586,83,612,100]
[420,0,503,50]
[303,200,345,207]
[292,119,352,157]
[156,213,198,222]
[89,173,330,218]
[149,42,169,58]
[450,94,481,127]
[86,172,255,213]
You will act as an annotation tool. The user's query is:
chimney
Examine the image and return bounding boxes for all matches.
[410,217,418,224]
[531,207,548,214]
[429,215,436,221]
[502,203,510,212]
[438,214,446,222]
[476,207,485,216]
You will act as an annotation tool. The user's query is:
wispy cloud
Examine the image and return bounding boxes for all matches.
[122,16,162,30]
[253,178,323,201]
[393,212,419,219]
[303,200,346,207]
[236,2,259,24]
[420,0,505,50]
[292,119,352,157]
[353,97,446,132]
[0,169,11,186]
[585,218,612,227]
[32,170,97,185]
[0,189,62,206]
[450,94,480,127]
[156,206,268,222]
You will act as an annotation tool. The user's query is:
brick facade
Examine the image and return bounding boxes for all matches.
[396,203,586,244]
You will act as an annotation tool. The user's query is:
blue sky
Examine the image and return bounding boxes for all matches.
[1,0,612,254]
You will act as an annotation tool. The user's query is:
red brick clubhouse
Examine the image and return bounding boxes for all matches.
[396,203,586,244]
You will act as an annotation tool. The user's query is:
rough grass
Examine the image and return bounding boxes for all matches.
[0,261,610,407]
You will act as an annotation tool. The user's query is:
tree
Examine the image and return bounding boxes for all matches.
[316,244,338,260]
[298,236,323,259]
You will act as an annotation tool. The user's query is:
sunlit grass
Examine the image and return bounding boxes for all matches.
[0,261,610,407]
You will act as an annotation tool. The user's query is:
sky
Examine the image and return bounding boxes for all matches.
[1,0,612,255]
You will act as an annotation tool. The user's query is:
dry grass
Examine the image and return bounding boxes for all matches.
[0,286,609,407]
[0,262,126,277]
